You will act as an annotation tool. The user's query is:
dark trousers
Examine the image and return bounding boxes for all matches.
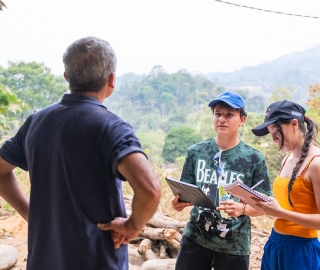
[175,236,249,270]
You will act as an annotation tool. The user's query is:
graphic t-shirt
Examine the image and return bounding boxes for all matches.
[181,138,272,255]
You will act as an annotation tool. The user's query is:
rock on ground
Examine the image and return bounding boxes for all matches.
[0,244,19,270]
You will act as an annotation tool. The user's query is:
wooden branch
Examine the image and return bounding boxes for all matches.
[138,239,157,261]
[159,242,167,259]
[174,231,182,243]
[164,238,180,251]
[139,227,177,240]
[147,212,187,230]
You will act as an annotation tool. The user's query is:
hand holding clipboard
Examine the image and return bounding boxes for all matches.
[223,180,270,212]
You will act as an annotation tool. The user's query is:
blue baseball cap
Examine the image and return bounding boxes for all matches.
[208,91,245,109]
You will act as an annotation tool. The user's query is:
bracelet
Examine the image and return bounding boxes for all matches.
[242,203,246,215]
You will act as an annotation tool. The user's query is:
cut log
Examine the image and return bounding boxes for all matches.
[159,242,167,259]
[174,231,182,242]
[164,238,180,251]
[139,227,177,240]
[138,239,157,261]
[166,244,178,258]
[147,212,186,230]
[140,258,176,270]
[128,244,144,266]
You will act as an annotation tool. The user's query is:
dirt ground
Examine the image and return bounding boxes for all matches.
[0,214,269,270]
[0,214,28,270]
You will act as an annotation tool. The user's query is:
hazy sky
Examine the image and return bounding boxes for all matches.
[1,0,320,76]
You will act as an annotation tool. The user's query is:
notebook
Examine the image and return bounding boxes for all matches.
[223,180,270,211]
[165,177,216,209]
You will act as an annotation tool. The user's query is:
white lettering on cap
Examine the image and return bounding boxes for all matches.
[291,111,302,117]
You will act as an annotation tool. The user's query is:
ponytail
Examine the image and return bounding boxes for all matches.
[287,117,318,207]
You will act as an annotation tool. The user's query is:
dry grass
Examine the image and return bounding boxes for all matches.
[123,164,191,222]
[251,216,274,231]
[3,164,273,232]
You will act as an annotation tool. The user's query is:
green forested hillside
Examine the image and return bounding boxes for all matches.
[206,43,320,108]
[106,66,224,132]
[1,51,320,180]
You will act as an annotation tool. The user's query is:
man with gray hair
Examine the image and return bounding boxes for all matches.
[0,36,161,270]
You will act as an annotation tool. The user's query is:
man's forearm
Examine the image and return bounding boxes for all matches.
[0,171,29,221]
[118,152,161,231]
[128,190,160,231]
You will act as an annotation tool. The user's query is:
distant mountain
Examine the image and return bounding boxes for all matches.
[205,44,320,106]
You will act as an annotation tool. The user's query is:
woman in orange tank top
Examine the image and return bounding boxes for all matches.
[252,100,320,270]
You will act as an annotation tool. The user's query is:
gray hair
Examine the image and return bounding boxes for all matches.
[63,36,117,92]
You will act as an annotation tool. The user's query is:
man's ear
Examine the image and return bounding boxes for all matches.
[63,72,69,82]
[239,116,246,126]
[108,72,116,88]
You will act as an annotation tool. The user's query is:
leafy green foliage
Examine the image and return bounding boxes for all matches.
[269,86,294,103]
[162,126,202,163]
[0,62,68,119]
[0,83,28,138]
[106,66,221,132]
[307,84,320,115]
[136,129,166,164]
[1,62,318,184]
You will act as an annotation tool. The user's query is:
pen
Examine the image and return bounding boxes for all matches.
[251,179,264,190]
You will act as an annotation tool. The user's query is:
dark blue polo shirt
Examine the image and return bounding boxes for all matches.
[0,94,145,270]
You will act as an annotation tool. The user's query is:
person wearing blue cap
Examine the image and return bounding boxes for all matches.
[171,91,272,270]
[252,100,320,270]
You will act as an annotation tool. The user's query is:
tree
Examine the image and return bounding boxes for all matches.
[0,83,28,139]
[307,84,320,114]
[269,86,294,103]
[162,126,201,163]
[0,1,6,11]
[137,129,165,164]
[246,95,267,113]
[0,62,68,118]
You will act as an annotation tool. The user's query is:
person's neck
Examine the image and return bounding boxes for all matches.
[70,91,105,103]
[291,134,308,160]
[215,136,240,151]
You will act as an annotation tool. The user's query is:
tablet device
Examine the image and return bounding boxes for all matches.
[165,177,216,209]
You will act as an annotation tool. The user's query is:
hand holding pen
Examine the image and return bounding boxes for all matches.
[251,179,264,190]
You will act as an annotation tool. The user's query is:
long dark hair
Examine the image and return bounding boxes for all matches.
[275,117,319,207]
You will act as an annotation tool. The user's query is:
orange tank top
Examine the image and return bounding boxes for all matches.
[273,154,320,238]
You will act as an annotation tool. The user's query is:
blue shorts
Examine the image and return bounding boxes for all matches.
[262,228,320,270]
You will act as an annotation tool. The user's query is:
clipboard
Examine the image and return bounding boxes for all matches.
[223,180,270,211]
[165,177,216,209]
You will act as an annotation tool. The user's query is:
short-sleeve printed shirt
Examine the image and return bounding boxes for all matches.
[181,138,272,255]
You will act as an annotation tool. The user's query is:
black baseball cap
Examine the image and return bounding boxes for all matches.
[252,100,306,136]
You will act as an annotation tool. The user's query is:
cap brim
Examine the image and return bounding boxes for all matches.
[208,100,241,109]
[252,120,275,136]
